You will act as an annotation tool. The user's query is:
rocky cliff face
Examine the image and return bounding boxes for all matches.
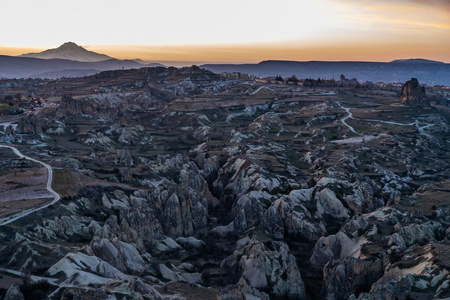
[16,114,44,134]
[56,95,122,119]
[401,78,430,106]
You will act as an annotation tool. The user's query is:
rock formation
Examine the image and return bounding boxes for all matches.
[221,237,307,299]
[401,78,429,106]
[4,283,24,300]
[116,146,133,167]
[16,114,43,134]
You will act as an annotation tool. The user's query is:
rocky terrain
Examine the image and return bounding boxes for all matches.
[0,66,448,299]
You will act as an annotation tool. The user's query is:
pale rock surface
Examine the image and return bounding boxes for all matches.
[175,236,205,248]
[4,283,24,300]
[48,252,133,285]
[310,232,356,268]
[315,188,349,219]
[221,237,306,299]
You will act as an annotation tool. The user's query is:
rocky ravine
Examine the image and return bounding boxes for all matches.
[0,66,449,300]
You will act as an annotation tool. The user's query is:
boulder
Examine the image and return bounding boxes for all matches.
[90,237,126,272]
[48,252,133,285]
[156,237,181,252]
[382,232,406,252]
[221,237,306,299]
[400,222,438,246]
[158,264,186,282]
[310,232,356,268]
[315,188,349,219]
[175,236,205,248]
[272,194,326,242]
[322,257,383,300]
[344,182,376,214]
[90,237,146,274]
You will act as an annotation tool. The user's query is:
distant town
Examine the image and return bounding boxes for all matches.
[220,71,450,95]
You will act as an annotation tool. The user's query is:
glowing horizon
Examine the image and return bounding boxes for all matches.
[1,0,449,63]
[2,41,449,64]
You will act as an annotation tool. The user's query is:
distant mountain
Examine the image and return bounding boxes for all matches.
[132,58,150,64]
[390,58,444,64]
[0,55,165,79]
[201,60,450,85]
[19,42,113,62]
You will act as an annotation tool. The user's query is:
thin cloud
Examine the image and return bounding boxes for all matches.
[335,0,450,12]
[397,0,450,12]
[332,0,450,30]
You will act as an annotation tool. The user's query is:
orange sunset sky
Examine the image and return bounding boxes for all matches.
[1,0,449,63]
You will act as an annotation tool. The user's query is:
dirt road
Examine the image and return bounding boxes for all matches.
[0,145,60,226]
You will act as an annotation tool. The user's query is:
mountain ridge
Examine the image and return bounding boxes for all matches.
[3,44,450,84]
[0,55,165,79]
[390,58,445,64]
[257,58,445,64]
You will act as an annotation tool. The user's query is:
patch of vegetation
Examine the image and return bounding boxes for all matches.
[5,181,30,189]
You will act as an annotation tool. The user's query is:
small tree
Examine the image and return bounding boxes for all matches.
[275,75,283,82]
[287,75,299,84]
[4,95,13,106]
[0,103,9,113]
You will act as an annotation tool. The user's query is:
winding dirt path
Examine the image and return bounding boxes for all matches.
[337,102,434,139]
[337,102,361,135]
[0,145,60,226]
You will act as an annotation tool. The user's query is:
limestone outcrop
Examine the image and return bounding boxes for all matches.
[16,114,43,134]
[401,78,429,106]
[221,237,307,299]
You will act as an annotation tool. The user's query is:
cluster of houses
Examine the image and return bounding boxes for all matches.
[220,72,450,94]
[220,72,256,80]
[0,94,42,116]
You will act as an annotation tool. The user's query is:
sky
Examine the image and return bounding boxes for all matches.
[0,0,449,63]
